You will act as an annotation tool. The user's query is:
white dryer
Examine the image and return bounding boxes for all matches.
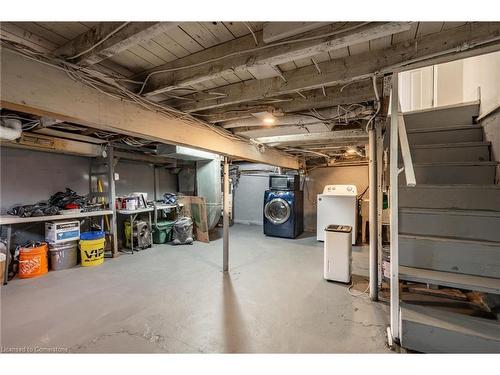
[317,185,358,244]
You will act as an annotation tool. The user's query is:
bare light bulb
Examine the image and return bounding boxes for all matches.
[263,117,275,125]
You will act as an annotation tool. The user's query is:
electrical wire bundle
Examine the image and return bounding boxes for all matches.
[0,38,285,154]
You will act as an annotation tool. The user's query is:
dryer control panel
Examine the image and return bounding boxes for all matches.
[322,184,358,196]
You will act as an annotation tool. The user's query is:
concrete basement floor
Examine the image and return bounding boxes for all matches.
[1,224,390,353]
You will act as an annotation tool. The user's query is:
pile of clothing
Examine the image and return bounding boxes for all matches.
[7,188,90,218]
[163,192,177,205]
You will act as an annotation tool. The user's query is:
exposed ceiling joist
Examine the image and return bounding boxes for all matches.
[255,129,368,146]
[54,22,178,66]
[1,48,300,169]
[263,22,332,43]
[196,80,380,123]
[141,22,411,96]
[175,22,500,113]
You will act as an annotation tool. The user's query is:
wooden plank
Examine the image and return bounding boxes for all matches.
[54,22,178,66]
[200,79,379,122]
[254,129,368,145]
[136,38,179,63]
[401,304,500,353]
[35,22,90,41]
[416,22,444,37]
[201,22,235,44]
[108,49,154,72]
[392,22,418,43]
[348,41,370,55]
[328,47,349,59]
[263,22,331,43]
[167,26,204,54]
[96,59,136,78]
[127,44,168,66]
[0,47,299,169]
[442,22,468,31]
[399,234,500,278]
[141,22,412,96]
[175,22,500,112]
[1,22,58,52]
[278,61,298,72]
[152,32,192,59]
[0,210,114,225]
[369,35,392,51]
[399,266,500,295]
[223,22,251,38]
[12,22,69,45]
[178,23,220,48]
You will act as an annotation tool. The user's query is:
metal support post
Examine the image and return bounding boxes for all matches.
[369,124,378,301]
[107,146,118,257]
[223,157,230,272]
[389,73,400,341]
[376,122,384,288]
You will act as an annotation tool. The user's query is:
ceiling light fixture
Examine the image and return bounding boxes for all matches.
[252,111,276,126]
[263,116,275,125]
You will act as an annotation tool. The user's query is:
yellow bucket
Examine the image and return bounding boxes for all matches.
[79,231,105,267]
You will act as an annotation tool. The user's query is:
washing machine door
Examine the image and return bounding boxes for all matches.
[264,198,291,225]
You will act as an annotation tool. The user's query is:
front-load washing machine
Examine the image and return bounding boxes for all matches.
[317,184,358,244]
[263,190,303,238]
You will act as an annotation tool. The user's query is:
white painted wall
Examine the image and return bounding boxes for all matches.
[463,52,500,116]
[0,147,178,213]
[399,51,500,114]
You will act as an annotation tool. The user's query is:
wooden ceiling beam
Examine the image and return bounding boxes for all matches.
[196,79,380,123]
[141,22,411,97]
[254,129,368,146]
[1,47,300,169]
[175,22,500,113]
[54,22,178,66]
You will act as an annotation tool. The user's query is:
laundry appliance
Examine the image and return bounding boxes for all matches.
[269,174,300,191]
[317,185,358,244]
[263,189,303,239]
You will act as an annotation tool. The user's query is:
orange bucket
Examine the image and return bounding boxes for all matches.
[18,242,49,279]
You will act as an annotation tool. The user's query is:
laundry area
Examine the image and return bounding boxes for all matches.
[1,12,500,361]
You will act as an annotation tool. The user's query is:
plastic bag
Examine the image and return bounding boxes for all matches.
[172,217,194,245]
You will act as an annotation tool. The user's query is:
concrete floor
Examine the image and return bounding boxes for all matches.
[0,224,390,353]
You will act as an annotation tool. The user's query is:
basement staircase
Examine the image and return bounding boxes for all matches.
[396,101,500,353]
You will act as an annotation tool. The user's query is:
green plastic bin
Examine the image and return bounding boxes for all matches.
[153,220,175,244]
